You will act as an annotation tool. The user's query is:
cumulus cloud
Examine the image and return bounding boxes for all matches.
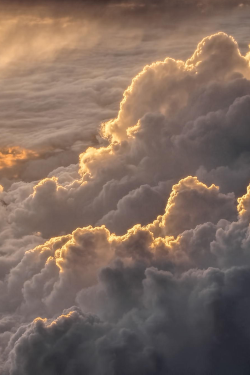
[2,175,250,374]
[2,32,250,374]
[1,32,250,240]
[0,3,249,189]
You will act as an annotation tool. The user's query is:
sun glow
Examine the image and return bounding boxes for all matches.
[0,146,39,169]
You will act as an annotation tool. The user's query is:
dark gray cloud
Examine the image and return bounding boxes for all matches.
[1,0,250,32]
[3,0,250,12]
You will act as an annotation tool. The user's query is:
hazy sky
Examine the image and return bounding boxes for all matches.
[2,2,250,375]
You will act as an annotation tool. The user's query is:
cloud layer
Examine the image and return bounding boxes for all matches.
[2,32,250,374]
[0,4,249,190]
[2,176,250,375]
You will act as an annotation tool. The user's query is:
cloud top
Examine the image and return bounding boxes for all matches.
[2,32,250,374]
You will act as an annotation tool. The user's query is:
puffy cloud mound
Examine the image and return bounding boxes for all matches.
[2,176,250,374]
[1,32,250,240]
[2,32,250,374]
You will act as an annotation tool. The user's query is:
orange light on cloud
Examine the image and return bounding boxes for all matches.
[0,146,39,169]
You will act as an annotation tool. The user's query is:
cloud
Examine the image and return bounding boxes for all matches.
[1,32,250,240]
[0,5,249,189]
[0,8,146,187]
[0,147,39,170]
[2,32,250,374]
[3,0,250,15]
[0,176,239,319]
[2,176,250,374]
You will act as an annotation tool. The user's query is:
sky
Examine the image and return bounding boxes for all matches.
[1,1,250,374]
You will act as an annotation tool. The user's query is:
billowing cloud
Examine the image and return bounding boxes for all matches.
[2,175,250,374]
[1,32,250,239]
[0,3,249,189]
[2,31,250,374]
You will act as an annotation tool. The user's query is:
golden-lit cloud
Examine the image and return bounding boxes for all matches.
[0,12,102,71]
[0,146,39,169]
[2,31,250,375]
